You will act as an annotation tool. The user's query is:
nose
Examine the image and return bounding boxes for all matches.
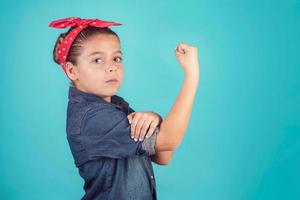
[106,64,118,73]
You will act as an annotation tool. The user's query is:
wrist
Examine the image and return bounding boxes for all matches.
[184,70,199,81]
[184,74,199,86]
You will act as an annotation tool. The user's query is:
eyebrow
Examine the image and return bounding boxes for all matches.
[88,50,123,57]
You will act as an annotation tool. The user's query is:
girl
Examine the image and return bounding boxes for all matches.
[49,17,199,200]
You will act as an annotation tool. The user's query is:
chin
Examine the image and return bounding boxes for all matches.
[105,89,119,96]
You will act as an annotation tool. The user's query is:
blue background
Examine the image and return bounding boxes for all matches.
[0,0,299,199]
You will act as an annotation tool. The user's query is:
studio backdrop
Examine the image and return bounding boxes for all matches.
[0,0,299,199]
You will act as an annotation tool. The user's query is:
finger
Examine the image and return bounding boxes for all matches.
[138,118,152,141]
[175,46,185,56]
[178,45,185,54]
[146,120,159,138]
[178,42,189,54]
[127,112,135,124]
[131,113,142,141]
[134,115,146,142]
[179,41,188,49]
[130,112,140,139]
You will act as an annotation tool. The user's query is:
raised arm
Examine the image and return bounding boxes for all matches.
[154,42,200,153]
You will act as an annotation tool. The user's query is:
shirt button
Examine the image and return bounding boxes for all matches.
[150,175,154,179]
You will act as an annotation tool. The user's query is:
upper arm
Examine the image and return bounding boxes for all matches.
[78,105,157,159]
[154,128,179,152]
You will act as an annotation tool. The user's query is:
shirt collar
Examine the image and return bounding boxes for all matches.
[68,86,129,109]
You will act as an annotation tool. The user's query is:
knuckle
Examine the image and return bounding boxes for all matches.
[131,125,135,131]
[136,124,142,129]
[134,129,139,134]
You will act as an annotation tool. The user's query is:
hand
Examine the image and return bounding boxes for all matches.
[174,41,200,80]
[127,111,162,142]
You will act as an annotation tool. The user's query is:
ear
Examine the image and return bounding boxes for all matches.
[65,61,79,82]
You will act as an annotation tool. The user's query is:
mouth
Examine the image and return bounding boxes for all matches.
[106,78,118,84]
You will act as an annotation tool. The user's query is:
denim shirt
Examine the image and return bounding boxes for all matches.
[66,86,162,200]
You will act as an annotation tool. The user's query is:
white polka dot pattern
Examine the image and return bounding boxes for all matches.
[49,17,122,73]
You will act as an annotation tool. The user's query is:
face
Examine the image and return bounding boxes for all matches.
[66,34,124,102]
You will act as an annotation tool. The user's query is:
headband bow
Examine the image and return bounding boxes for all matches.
[49,17,122,73]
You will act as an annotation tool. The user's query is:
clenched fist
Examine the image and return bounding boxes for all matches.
[175,42,200,80]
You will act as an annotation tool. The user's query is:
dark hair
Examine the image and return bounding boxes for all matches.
[52,26,120,85]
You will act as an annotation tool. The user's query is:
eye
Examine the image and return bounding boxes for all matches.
[94,58,103,64]
[114,56,123,63]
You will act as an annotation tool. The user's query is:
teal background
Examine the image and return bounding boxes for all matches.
[0,0,299,199]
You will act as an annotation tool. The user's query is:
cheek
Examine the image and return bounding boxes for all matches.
[79,66,106,83]
[119,65,124,80]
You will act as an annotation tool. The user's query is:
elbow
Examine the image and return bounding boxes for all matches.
[152,156,173,166]
[151,151,174,166]
[166,141,180,151]
[159,158,173,166]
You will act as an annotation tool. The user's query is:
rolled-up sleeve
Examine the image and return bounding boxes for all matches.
[78,105,159,159]
[142,126,159,155]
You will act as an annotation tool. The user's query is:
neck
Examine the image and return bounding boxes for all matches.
[102,96,111,103]
[73,83,112,103]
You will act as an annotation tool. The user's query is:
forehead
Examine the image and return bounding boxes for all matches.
[82,34,121,55]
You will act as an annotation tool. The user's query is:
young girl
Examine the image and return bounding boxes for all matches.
[49,17,199,200]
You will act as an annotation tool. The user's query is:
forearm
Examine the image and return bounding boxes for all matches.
[155,76,199,152]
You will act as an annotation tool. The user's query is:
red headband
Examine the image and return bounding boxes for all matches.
[49,17,122,73]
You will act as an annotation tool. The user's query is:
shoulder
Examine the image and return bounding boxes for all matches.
[81,102,129,132]
[66,101,106,135]
[67,101,102,120]
[84,104,127,124]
